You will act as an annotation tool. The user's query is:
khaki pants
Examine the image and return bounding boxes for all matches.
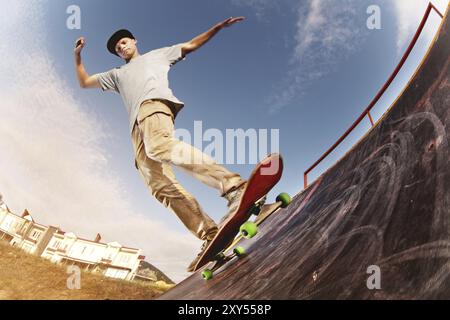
[131,100,245,241]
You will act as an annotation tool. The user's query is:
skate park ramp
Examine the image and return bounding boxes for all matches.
[160,6,450,299]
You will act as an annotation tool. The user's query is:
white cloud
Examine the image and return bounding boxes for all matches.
[231,0,278,19]
[266,0,368,112]
[0,1,197,283]
[232,0,448,112]
[392,0,448,53]
[231,0,369,111]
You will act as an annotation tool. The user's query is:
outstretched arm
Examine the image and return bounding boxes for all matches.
[181,17,245,56]
[74,37,101,89]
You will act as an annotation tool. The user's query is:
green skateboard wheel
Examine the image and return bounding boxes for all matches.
[240,221,258,239]
[276,192,292,208]
[202,269,213,281]
[233,246,246,257]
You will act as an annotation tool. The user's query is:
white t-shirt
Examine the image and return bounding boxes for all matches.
[97,43,185,133]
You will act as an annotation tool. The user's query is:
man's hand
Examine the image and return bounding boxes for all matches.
[74,37,101,89]
[74,37,86,56]
[217,16,245,29]
[182,16,246,56]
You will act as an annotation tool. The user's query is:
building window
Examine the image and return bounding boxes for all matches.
[31,230,41,240]
[4,219,12,229]
[119,255,130,263]
[19,225,28,235]
[53,240,62,249]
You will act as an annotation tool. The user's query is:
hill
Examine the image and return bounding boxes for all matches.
[137,261,175,285]
[0,240,169,300]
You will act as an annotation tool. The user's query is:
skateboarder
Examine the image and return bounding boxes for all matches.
[74,17,247,271]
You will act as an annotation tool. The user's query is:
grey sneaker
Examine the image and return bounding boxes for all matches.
[187,236,237,272]
[187,239,213,272]
[219,182,247,226]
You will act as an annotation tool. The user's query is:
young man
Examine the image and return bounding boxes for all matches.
[74,17,247,271]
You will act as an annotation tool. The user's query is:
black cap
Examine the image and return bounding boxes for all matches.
[107,29,135,56]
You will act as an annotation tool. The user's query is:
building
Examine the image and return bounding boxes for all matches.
[42,231,145,281]
[0,205,145,281]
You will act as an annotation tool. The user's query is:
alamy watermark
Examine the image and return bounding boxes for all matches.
[171,121,281,174]
[366,265,381,290]
[367,5,381,30]
[66,5,81,30]
[174,121,279,164]
[67,265,81,290]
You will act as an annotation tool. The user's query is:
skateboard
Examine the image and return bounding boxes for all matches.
[192,153,292,280]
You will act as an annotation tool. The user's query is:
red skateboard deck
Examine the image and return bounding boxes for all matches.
[193,153,284,272]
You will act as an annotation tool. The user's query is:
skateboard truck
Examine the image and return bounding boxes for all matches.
[247,196,267,216]
[201,246,247,280]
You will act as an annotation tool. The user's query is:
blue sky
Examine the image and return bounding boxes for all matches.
[0,0,448,282]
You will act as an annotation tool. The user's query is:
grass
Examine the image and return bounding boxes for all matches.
[0,240,173,300]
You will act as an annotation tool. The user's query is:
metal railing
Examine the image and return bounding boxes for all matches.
[303,2,444,188]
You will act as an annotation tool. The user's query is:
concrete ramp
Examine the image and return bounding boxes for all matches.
[160,6,450,299]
